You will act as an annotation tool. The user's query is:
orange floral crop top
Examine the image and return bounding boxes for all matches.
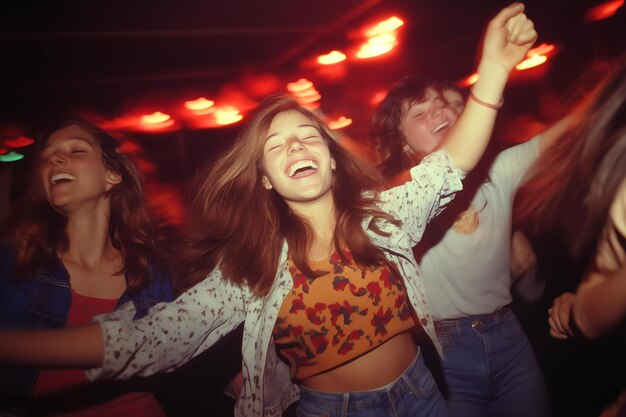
[272,251,417,380]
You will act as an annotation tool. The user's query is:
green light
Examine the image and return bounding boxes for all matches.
[0,151,24,162]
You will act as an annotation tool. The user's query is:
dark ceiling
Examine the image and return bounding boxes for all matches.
[1,0,625,182]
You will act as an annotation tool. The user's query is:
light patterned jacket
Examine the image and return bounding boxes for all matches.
[86,149,464,417]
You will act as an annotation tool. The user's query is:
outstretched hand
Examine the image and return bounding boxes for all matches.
[482,2,538,74]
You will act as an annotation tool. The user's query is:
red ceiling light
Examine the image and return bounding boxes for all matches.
[514,42,556,71]
[458,73,479,87]
[140,112,175,130]
[184,97,216,114]
[585,0,624,22]
[214,106,243,126]
[317,50,347,65]
[0,148,8,155]
[287,78,321,106]
[364,16,404,37]
[355,33,398,59]
[370,91,387,106]
[141,112,171,124]
[328,116,352,130]
[516,54,548,70]
[4,135,34,148]
[528,43,555,56]
[287,78,314,93]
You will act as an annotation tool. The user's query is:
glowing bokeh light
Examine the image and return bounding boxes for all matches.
[317,51,347,65]
[0,151,24,162]
[458,73,479,87]
[585,0,624,21]
[287,78,314,93]
[4,136,34,148]
[528,43,555,56]
[328,116,353,130]
[0,148,8,155]
[295,91,322,104]
[364,16,404,37]
[370,91,387,106]
[355,33,397,59]
[215,107,243,126]
[184,97,215,111]
[141,112,171,124]
[516,54,548,70]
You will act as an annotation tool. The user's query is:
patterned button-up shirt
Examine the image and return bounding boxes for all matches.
[86,149,464,417]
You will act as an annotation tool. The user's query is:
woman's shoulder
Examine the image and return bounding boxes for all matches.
[609,177,626,239]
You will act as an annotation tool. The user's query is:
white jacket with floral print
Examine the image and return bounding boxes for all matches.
[86,149,464,417]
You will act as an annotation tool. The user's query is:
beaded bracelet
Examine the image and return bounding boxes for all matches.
[469,90,503,110]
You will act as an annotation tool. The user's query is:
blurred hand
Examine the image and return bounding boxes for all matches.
[548,292,576,339]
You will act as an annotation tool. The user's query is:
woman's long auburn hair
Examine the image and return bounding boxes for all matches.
[515,57,626,271]
[176,95,399,297]
[5,118,167,294]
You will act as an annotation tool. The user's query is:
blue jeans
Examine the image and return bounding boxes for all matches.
[296,348,448,417]
[435,307,550,417]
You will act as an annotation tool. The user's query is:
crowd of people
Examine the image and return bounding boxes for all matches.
[0,3,624,417]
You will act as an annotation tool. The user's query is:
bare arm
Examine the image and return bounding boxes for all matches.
[0,322,104,367]
[573,265,626,339]
[573,181,626,338]
[444,3,537,172]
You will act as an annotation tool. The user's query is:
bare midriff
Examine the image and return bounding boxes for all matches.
[299,330,418,392]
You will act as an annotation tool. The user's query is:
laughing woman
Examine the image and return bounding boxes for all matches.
[0,4,537,417]
[0,119,173,416]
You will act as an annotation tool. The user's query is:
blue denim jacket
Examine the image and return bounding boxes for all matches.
[0,245,174,416]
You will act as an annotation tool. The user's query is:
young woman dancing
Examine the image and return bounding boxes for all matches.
[0,4,537,417]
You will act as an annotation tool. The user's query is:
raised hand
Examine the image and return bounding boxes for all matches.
[481,3,538,75]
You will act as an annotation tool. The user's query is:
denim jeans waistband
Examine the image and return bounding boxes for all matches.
[298,346,423,408]
[434,306,513,333]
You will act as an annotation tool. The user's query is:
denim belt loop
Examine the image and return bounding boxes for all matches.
[341,392,350,417]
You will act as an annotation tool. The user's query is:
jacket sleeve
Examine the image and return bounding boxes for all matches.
[378,149,465,245]
[85,268,247,381]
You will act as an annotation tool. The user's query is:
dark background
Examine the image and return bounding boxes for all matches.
[2,0,625,186]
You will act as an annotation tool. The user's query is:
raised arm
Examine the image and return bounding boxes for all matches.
[444,3,537,171]
[572,181,626,338]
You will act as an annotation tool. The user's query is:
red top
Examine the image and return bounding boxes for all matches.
[33,290,165,417]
